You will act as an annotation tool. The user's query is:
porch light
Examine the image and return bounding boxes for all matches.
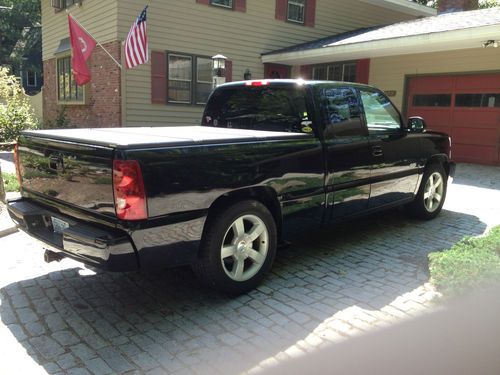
[212,53,228,88]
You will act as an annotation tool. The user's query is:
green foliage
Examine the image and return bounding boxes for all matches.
[0,0,41,74]
[411,0,499,8]
[44,106,71,129]
[479,0,500,8]
[0,67,38,142]
[1,172,19,192]
[429,226,500,296]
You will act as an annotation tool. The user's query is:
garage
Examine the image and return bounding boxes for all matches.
[406,73,500,165]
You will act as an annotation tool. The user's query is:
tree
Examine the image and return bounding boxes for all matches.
[0,67,38,143]
[0,0,41,76]
[411,0,500,8]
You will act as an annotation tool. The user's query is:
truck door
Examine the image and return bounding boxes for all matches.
[316,85,372,220]
[357,88,420,207]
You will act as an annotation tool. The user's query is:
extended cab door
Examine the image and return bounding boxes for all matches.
[357,88,420,208]
[315,85,372,220]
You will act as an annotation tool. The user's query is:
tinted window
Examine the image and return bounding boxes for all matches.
[455,93,500,108]
[318,86,365,138]
[359,89,401,133]
[413,94,451,107]
[202,86,311,134]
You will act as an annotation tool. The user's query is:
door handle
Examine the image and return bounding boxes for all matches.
[372,145,383,157]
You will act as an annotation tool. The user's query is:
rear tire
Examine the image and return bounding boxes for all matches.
[406,163,447,220]
[192,200,277,295]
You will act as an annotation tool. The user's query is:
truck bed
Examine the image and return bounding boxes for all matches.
[23,126,308,149]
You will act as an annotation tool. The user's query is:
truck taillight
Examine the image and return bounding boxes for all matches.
[112,160,147,220]
[245,80,269,86]
[14,143,23,188]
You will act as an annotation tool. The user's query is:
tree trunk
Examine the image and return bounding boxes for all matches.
[0,163,5,203]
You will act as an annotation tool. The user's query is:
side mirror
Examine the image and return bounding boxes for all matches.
[407,116,426,133]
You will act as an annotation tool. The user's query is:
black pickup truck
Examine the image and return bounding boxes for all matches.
[8,79,455,294]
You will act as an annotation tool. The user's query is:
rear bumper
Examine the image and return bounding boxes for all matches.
[7,199,139,271]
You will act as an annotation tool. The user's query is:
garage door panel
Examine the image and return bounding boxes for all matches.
[409,76,454,92]
[453,110,500,129]
[455,74,500,91]
[451,127,498,146]
[411,110,452,128]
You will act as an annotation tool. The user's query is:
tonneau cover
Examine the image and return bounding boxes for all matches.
[22,126,308,149]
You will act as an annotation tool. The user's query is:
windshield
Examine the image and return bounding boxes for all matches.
[202,85,311,134]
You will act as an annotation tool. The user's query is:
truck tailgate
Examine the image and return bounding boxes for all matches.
[18,135,115,215]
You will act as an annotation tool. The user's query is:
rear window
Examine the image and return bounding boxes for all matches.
[202,85,311,133]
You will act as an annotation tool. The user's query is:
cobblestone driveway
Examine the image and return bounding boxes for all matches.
[1,164,499,375]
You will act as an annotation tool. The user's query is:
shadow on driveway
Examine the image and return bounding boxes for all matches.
[0,209,487,374]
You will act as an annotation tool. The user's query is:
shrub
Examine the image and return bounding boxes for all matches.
[44,105,71,129]
[0,67,38,143]
[429,226,500,297]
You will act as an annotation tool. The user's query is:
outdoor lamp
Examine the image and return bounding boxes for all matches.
[212,54,227,88]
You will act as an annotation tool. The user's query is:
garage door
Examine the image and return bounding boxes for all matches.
[407,74,500,165]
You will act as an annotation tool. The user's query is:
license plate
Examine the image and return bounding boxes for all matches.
[51,217,69,234]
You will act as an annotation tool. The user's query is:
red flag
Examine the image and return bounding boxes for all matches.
[68,15,97,85]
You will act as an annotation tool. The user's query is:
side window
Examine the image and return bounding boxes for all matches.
[359,89,401,133]
[319,86,366,138]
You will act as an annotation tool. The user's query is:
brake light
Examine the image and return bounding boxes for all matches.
[13,143,23,188]
[245,80,269,86]
[112,160,147,220]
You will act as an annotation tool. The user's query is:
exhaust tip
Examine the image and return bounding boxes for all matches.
[44,250,65,263]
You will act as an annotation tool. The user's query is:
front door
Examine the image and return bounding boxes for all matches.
[358,88,420,208]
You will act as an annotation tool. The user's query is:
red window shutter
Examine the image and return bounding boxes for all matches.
[151,51,167,104]
[300,65,312,79]
[275,0,287,21]
[356,59,370,84]
[196,0,209,5]
[235,0,246,12]
[225,60,233,82]
[305,0,316,27]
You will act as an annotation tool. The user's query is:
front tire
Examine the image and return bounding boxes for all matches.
[407,163,447,220]
[193,200,277,295]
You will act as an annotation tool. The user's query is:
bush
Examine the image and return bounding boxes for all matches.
[0,67,38,143]
[1,172,19,192]
[429,226,500,297]
[44,105,71,129]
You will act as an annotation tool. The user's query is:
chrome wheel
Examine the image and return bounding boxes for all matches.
[220,214,269,282]
[423,172,444,213]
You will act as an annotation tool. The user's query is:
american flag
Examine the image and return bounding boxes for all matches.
[125,6,148,69]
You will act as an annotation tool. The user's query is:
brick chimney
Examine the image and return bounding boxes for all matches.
[438,0,479,13]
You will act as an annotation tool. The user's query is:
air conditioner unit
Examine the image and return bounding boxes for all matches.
[51,0,63,10]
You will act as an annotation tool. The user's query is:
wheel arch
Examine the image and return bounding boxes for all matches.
[203,187,283,242]
[425,154,450,176]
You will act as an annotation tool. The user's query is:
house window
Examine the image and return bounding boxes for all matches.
[312,62,357,82]
[287,0,305,24]
[168,53,213,105]
[57,56,84,103]
[210,0,233,8]
[26,71,37,87]
[52,0,82,10]
[196,57,213,104]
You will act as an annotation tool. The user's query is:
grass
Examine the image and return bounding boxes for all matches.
[429,226,500,297]
[1,172,19,192]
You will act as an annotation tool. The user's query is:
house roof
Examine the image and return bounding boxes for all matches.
[262,8,500,64]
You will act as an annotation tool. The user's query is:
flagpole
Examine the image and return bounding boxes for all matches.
[67,11,123,70]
